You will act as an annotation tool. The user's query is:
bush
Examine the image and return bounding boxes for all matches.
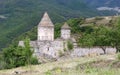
[64,48,67,51]
[30,57,39,65]
[117,53,120,61]
[0,54,6,70]
[67,41,73,50]
[2,38,39,69]
[45,70,52,75]
[95,17,104,20]
[59,50,64,57]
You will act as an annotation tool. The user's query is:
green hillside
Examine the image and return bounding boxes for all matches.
[0,0,99,50]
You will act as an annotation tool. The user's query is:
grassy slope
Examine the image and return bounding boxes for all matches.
[0,55,119,75]
[0,0,99,50]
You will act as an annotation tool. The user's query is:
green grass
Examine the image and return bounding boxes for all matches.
[49,68,120,75]
[0,55,119,75]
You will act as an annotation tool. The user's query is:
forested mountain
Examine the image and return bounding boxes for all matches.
[0,0,120,50]
[0,0,99,50]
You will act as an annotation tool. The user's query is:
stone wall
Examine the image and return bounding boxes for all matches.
[19,40,116,59]
[71,47,116,57]
[31,39,65,58]
[61,29,71,39]
[18,39,68,58]
[38,26,54,41]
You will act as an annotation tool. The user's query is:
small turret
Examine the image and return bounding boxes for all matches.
[61,22,71,39]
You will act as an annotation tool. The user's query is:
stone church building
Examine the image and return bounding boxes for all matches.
[19,12,75,58]
[19,12,116,59]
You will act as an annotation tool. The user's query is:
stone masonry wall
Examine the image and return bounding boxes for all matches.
[38,27,54,41]
[19,40,117,59]
[61,29,71,39]
[71,47,116,57]
[31,40,65,58]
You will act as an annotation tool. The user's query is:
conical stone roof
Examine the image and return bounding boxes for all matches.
[38,12,54,27]
[61,22,70,29]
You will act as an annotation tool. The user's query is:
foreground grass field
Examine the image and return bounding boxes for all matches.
[0,54,120,75]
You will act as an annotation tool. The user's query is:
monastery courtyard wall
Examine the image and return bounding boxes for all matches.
[71,47,116,57]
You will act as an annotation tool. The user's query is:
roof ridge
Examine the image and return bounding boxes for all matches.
[61,22,70,29]
[38,12,54,27]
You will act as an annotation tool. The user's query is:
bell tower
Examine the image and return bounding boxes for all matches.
[38,12,54,41]
[61,22,71,39]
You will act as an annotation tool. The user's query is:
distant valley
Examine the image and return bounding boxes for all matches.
[84,0,120,14]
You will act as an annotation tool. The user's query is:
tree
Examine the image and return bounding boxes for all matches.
[109,18,120,53]
[93,26,111,54]
[54,23,62,39]
[3,45,24,68]
[78,33,95,48]
[78,26,111,54]
[67,18,85,34]
[2,37,38,69]
[23,37,35,65]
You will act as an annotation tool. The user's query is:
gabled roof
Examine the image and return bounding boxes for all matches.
[61,22,70,29]
[38,12,54,27]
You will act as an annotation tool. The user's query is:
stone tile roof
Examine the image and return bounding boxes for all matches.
[61,22,70,29]
[38,12,54,27]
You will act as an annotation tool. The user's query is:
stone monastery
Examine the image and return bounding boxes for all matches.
[19,12,116,59]
[19,12,75,58]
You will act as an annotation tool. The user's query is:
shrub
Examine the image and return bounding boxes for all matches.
[95,17,104,20]
[45,70,52,75]
[0,54,6,70]
[59,50,64,57]
[64,48,67,51]
[67,41,73,50]
[117,53,120,61]
[30,57,39,65]
[2,38,39,69]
